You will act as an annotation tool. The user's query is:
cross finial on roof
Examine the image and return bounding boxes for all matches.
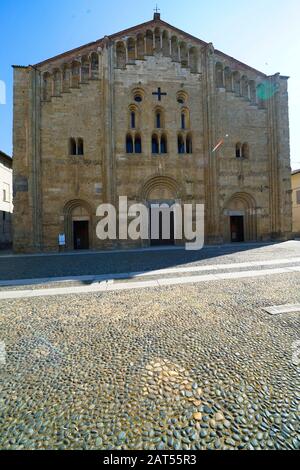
[153,4,161,20]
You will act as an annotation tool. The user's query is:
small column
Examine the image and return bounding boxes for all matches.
[202,42,222,243]
[97,50,101,78]
[88,57,92,79]
[79,58,83,83]
[98,48,103,74]
[51,74,54,96]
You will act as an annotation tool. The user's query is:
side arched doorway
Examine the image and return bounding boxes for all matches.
[141,176,182,247]
[64,199,93,250]
[223,192,257,243]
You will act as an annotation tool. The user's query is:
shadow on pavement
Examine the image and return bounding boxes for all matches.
[0,241,297,285]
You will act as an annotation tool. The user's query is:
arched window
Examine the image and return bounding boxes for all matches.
[77,138,84,155]
[224,67,232,92]
[215,63,224,88]
[134,93,142,103]
[127,38,136,62]
[156,112,161,129]
[180,109,190,130]
[189,47,198,73]
[241,76,249,99]
[178,134,185,154]
[155,28,161,52]
[181,113,186,130]
[162,31,169,56]
[146,30,153,55]
[81,56,90,82]
[236,142,242,158]
[171,36,179,61]
[43,73,52,101]
[90,52,99,79]
[137,34,144,59]
[69,138,77,155]
[129,104,139,129]
[154,107,164,129]
[249,80,256,104]
[135,135,142,154]
[256,83,267,108]
[71,61,80,88]
[130,111,136,129]
[116,42,126,68]
[152,134,159,154]
[242,143,249,159]
[53,70,61,96]
[160,135,167,154]
[180,43,188,67]
[126,134,134,153]
[62,66,71,93]
[186,134,193,154]
[233,72,240,95]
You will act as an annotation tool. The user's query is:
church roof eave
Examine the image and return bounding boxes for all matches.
[32,16,269,77]
[214,49,267,78]
[33,17,157,68]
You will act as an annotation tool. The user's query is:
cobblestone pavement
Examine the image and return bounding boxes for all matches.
[0,264,300,450]
[0,241,300,281]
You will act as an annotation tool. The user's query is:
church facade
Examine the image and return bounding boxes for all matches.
[13,13,292,252]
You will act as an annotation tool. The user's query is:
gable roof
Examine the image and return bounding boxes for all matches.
[32,15,267,76]
[0,151,12,168]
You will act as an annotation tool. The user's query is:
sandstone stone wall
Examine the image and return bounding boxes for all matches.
[13,67,33,252]
[292,172,300,235]
[12,17,292,252]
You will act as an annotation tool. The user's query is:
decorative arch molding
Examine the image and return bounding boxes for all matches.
[111,28,201,72]
[41,50,101,99]
[63,198,93,216]
[140,175,182,201]
[225,191,257,210]
[223,191,258,242]
[131,86,145,102]
[176,90,188,104]
[63,198,94,249]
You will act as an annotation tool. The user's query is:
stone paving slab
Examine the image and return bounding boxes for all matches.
[263,304,300,315]
[0,272,300,450]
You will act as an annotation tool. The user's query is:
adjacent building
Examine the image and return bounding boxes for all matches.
[292,170,300,236]
[12,13,292,252]
[0,151,13,248]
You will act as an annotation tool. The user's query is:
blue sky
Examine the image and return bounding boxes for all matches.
[0,0,299,169]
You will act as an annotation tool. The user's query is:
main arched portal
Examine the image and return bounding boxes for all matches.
[63,199,93,250]
[223,192,257,243]
[141,176,182,247]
